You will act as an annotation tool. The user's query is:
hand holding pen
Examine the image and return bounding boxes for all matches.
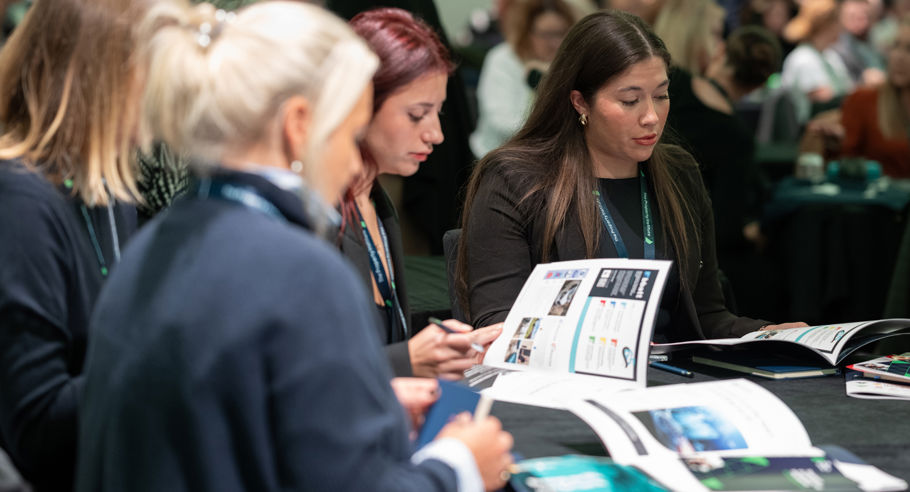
[428,317,485,352]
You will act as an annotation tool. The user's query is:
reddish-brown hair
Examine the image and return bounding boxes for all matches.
[339,8,453,231]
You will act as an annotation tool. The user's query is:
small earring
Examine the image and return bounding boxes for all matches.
[579,113,588,126]
[290,160,303,173]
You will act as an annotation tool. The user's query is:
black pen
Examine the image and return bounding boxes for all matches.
[428,317,485,352]
[649,361,694,378]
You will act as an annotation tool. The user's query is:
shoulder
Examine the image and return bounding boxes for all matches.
[844,86,878,105]
[690,77,733,115]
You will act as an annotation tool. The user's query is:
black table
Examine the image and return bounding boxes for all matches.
[492,365,910,482]
[762,178,910,325]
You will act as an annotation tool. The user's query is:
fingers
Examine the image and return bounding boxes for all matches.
[472,323,503,346]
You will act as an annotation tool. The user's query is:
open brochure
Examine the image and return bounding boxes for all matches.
[470,258,672,406]
[652,319,910,366]
[564,379,907,492]
[845,370,910,401]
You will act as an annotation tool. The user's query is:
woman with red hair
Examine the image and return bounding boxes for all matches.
[340,8,501,379]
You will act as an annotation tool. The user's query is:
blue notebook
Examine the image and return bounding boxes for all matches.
[692,353,839,379]
[415,380,482,448]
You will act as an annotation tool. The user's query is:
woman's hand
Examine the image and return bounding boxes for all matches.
[759,322,809,331]
[390,377,439,437]
[437,413,514,491]
[470,323,504,364]
[408,319,480,380]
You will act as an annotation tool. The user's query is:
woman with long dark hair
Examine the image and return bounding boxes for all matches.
[457,10,804,341]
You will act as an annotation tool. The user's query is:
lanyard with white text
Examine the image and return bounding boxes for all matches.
[354,202,409,337]
[196,177,287,222]
[593,167,655,259]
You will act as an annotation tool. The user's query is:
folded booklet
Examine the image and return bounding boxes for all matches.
[468,258,673,407]
[652,319,910,367]
[563,379,907,492]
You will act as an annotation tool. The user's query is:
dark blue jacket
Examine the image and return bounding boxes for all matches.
[76,170,457,491]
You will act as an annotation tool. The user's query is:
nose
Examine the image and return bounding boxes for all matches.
[640,99,659,127]
[422,114,444,146]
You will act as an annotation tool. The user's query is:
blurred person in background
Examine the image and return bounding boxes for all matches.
[740,0,797,57]
[470,0,577,158]
[833,0,887,86]
[804,15,910,178]
[780,0,853,112]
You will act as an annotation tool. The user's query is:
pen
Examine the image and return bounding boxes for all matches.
[474,394,493,422]
[427,317,485,353]
[649,361,694,378]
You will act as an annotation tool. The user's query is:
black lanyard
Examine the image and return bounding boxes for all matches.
[593,167,655,259]
[196,177,287,222]
[353,201,408,337]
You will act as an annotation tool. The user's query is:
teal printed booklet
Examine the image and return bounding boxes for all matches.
[652,319,910,366]
[508,455,667,492]
[466,258,672,407]
[562,379,907,491]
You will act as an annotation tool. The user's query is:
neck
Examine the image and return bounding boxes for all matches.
[221,143,289,173]
[592,158,638,179]
[809,37,830,52]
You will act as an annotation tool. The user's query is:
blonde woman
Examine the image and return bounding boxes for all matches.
[0,0,142,489]
[77,2,513,491]
[780,0,852,104]
[653,0,726,77]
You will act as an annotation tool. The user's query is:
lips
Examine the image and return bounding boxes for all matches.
[411,152,431,162]
[633,134,658,146]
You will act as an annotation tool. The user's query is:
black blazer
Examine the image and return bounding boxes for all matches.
[339,185,412,376]
[463,151,768,341]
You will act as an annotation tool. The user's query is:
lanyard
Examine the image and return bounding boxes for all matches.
[593,167,655,259]
[196,177,287,222]
[353,201,409,337]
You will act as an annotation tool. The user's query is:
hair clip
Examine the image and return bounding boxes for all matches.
[195,10,236,49]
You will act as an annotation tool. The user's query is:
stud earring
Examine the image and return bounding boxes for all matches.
[290,160,304,173]
[578,113,588,126]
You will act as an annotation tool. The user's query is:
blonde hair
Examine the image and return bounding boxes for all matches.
[0,0,144,206]
[878,15,910,139]
[141,1,378,175]
[653,0,725,75]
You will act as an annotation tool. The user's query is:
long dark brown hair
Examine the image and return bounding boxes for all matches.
[456,9,699,320]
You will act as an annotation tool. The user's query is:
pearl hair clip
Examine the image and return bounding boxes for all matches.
[196,9,236,49]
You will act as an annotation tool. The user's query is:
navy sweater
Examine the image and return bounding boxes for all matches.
[0,160,135,491]
[76,170,457,491]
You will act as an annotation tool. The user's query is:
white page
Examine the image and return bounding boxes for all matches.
[566,380,815,464]
[482,259,671,390]
[481,371,638,409]
[653,319,910,364]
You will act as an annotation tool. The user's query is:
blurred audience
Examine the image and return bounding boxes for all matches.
[805,15,910,178]
[870,0,910,54]
[781,0,853,110]
[740,0,798,57]
[833,0,887,86]
[470,0,577,158]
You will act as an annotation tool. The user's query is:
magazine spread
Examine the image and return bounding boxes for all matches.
[652,319,910,366]
[475,258,672,406]
[563,379,907,491]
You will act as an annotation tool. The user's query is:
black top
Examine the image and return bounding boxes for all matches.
[666,67,762,253]
[595,177,682,339]
[463,149,767,341]
[77,170,457,491]
[338,185,412,376]
[0,159,136,492]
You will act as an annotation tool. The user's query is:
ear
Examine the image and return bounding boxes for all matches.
[569,90,589,117]
[282,96,311,163]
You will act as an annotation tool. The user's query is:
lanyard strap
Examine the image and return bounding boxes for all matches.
[593,168,655,259]
[353,201,409,337]
[196,177,287,222]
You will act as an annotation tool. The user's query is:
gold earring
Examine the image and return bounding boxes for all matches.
[579,113,588,126]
